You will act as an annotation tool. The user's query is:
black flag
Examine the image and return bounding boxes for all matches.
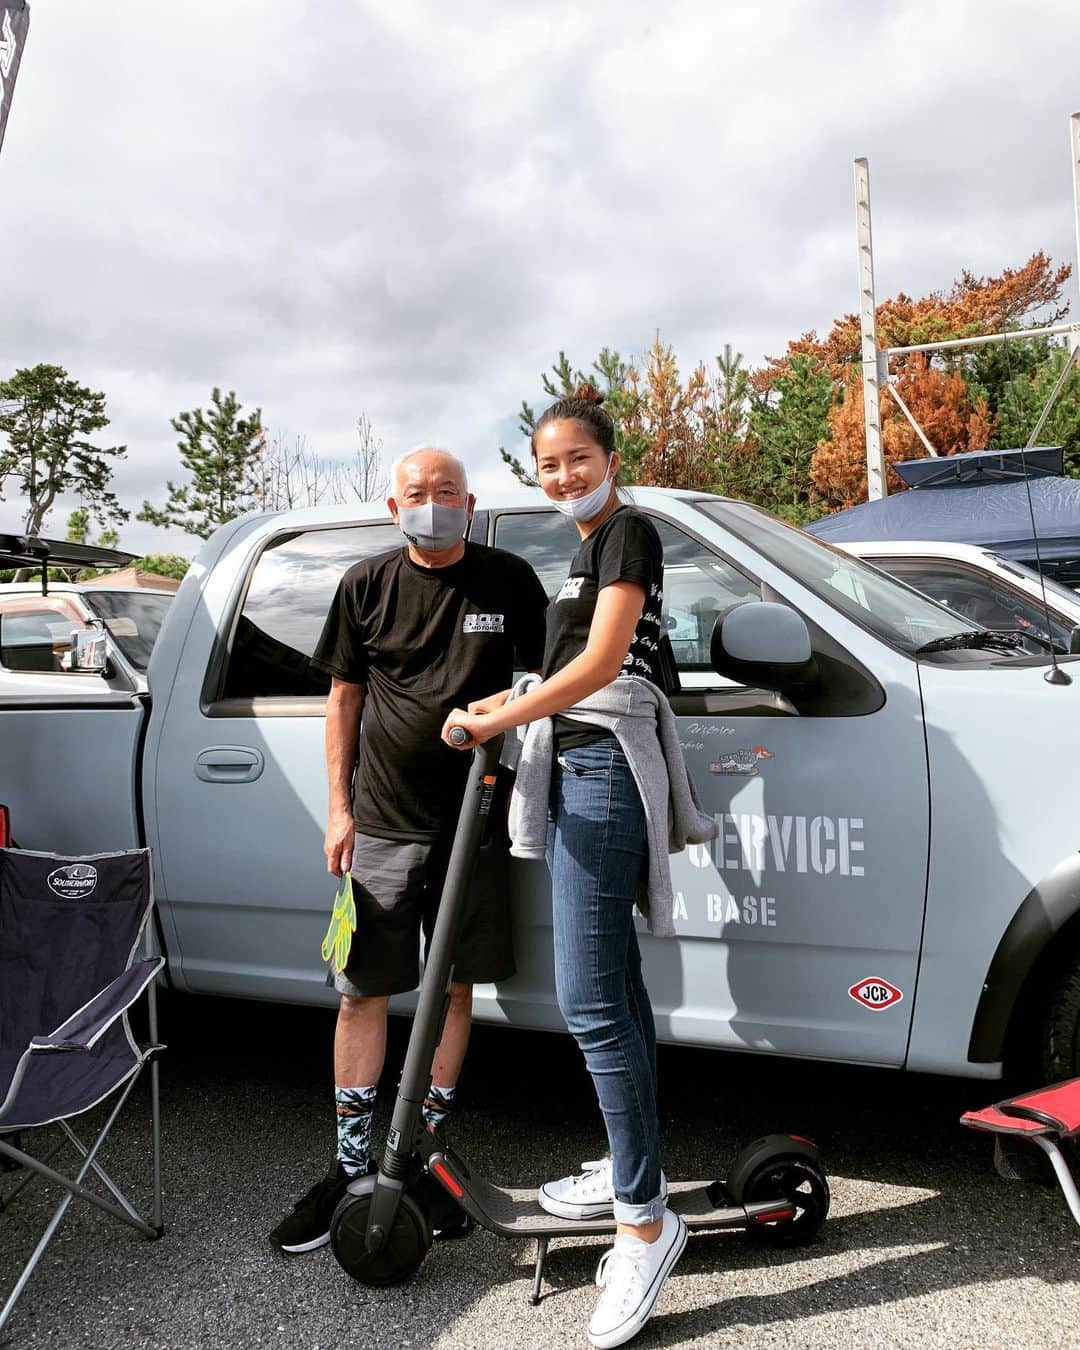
[0,1,29,157]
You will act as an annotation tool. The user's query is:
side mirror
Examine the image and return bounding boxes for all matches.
[70,626,108,674]
[1069,627,1080,655]
[710,601,816,692]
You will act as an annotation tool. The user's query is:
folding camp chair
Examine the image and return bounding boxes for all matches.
[0,845,164,1337]
[961,1079,1080,1225]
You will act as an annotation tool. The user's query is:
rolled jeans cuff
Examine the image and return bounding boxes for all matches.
[613,1191,667,1226]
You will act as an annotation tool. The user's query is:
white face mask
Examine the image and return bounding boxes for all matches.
[396,502,468,552]
[549,463,615,522]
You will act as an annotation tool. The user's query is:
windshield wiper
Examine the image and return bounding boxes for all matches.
[915,629,1024,655]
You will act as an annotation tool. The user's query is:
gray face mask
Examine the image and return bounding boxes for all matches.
[397,502,468,553]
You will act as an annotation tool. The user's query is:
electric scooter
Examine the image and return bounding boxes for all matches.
[330,732,830,1303]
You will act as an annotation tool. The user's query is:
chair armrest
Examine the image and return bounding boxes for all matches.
[29,957,164,1053]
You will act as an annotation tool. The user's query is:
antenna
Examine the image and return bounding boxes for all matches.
[1012,411,1070,685]
[999,113,1080,687]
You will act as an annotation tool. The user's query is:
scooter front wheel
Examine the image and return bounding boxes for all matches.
[330,1188,432,1286]
[743,1156,830,1248]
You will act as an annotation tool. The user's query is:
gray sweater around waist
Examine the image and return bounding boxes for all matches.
[502,675,718,937]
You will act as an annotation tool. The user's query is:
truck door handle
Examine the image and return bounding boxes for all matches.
[195,746,265,783]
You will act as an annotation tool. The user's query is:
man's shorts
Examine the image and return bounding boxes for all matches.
[334,829,515,998]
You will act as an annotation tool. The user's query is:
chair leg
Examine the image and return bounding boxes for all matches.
[0,1171,79,1335]
[0,1077,155,1235]
[0,1131,22,1171]
[0,1074,156,1337]
[57,1121,142,1225]
[150,1055,163,1233]
[0,1132,66,1211]
[146,970,164,1234]
[1032,1136,1080,1225]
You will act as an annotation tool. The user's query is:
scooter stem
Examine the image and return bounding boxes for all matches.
[365,735,505,1252]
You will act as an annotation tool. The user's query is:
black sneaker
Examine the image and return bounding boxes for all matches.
[269,1162,358,1254]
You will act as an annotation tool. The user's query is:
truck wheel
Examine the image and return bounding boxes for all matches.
[1040,952,1080,1083]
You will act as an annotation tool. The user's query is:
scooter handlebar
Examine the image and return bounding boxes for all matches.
[449,726,469,747]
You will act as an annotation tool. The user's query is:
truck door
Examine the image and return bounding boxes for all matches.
[147,521,400,1003]
[491,507,930,1068]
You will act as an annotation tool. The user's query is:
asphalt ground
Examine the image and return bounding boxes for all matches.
[3,993,1080,1350]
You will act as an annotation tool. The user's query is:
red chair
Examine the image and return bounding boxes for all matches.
[961,1080,1080,1225]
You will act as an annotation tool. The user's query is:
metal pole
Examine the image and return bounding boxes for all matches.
[884,320,1080,357]
[1072,113,1080,358]
[1019,115,1080,451]
[883,382,939,456]
[146,920,163,1231]
[855,158,887,499]
[1024,344,1078,449]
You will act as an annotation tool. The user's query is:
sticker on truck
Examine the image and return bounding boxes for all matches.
[848,977,903,1010]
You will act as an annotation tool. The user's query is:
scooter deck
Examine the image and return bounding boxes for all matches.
[463,1174,741,1238]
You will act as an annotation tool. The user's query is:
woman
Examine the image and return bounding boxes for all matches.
[442,388,713,1350]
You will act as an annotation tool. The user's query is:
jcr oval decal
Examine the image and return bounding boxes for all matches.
[848,977,903,1011]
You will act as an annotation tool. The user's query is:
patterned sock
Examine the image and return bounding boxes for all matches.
[421,1083,457,1132]
[335,1084,378,1177]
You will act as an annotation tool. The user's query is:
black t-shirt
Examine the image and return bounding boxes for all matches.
[311,542,548,840]
[543,507,665,746]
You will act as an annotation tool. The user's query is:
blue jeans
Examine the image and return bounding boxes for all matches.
[547,735,664,1225]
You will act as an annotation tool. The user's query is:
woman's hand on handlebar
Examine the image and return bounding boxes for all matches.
[441,709,496,749]
[467,688,511,716]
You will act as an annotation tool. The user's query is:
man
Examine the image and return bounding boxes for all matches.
[269,446,548,1254]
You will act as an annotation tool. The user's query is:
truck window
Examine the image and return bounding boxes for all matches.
[698,500,978,655]
[491,511,579,595]
[82,591,174,672]
[876,558,1075,655]
[491,509,760,673]
[0,602,89,674]
[218,524,401,701]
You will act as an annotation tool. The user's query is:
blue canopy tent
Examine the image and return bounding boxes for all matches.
[806,447,1080,586]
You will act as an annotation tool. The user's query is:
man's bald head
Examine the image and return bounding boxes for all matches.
[389,446,469,500]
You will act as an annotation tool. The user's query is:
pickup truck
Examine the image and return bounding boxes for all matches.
[4,491,1080,1083]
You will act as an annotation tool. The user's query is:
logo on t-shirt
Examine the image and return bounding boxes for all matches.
[556,576,585,602]
[463,613,505,634]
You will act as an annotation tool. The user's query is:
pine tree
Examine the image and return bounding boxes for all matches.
[748,356,834,523]
[139,388,263,539]
[500,349,646,487]
[0,364,127,536]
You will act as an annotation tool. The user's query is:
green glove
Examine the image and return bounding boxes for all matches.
[321,873,357,974]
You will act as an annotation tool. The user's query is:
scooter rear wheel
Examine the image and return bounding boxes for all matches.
[330,1188,432,1285]
[743,1156,829,1247]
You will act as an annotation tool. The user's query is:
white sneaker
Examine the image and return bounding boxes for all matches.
[587,1208,687,1349]
[538,1158,668,1221]
[538,1157,614,1219]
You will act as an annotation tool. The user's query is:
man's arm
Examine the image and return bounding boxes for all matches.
[325,677,365,876]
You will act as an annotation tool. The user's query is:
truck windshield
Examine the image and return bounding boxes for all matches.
[997,555,1080,612]
[83,591,174,671]
[695,500,983,656]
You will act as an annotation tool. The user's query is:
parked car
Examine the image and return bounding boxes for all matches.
[4,494,1080,1083]
[0,574,178,680]
[838,539,1080,656]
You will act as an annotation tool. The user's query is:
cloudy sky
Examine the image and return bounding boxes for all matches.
[1,0,1078,556]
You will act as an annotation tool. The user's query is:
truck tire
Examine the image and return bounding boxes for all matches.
[1040,952,1080,1083]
